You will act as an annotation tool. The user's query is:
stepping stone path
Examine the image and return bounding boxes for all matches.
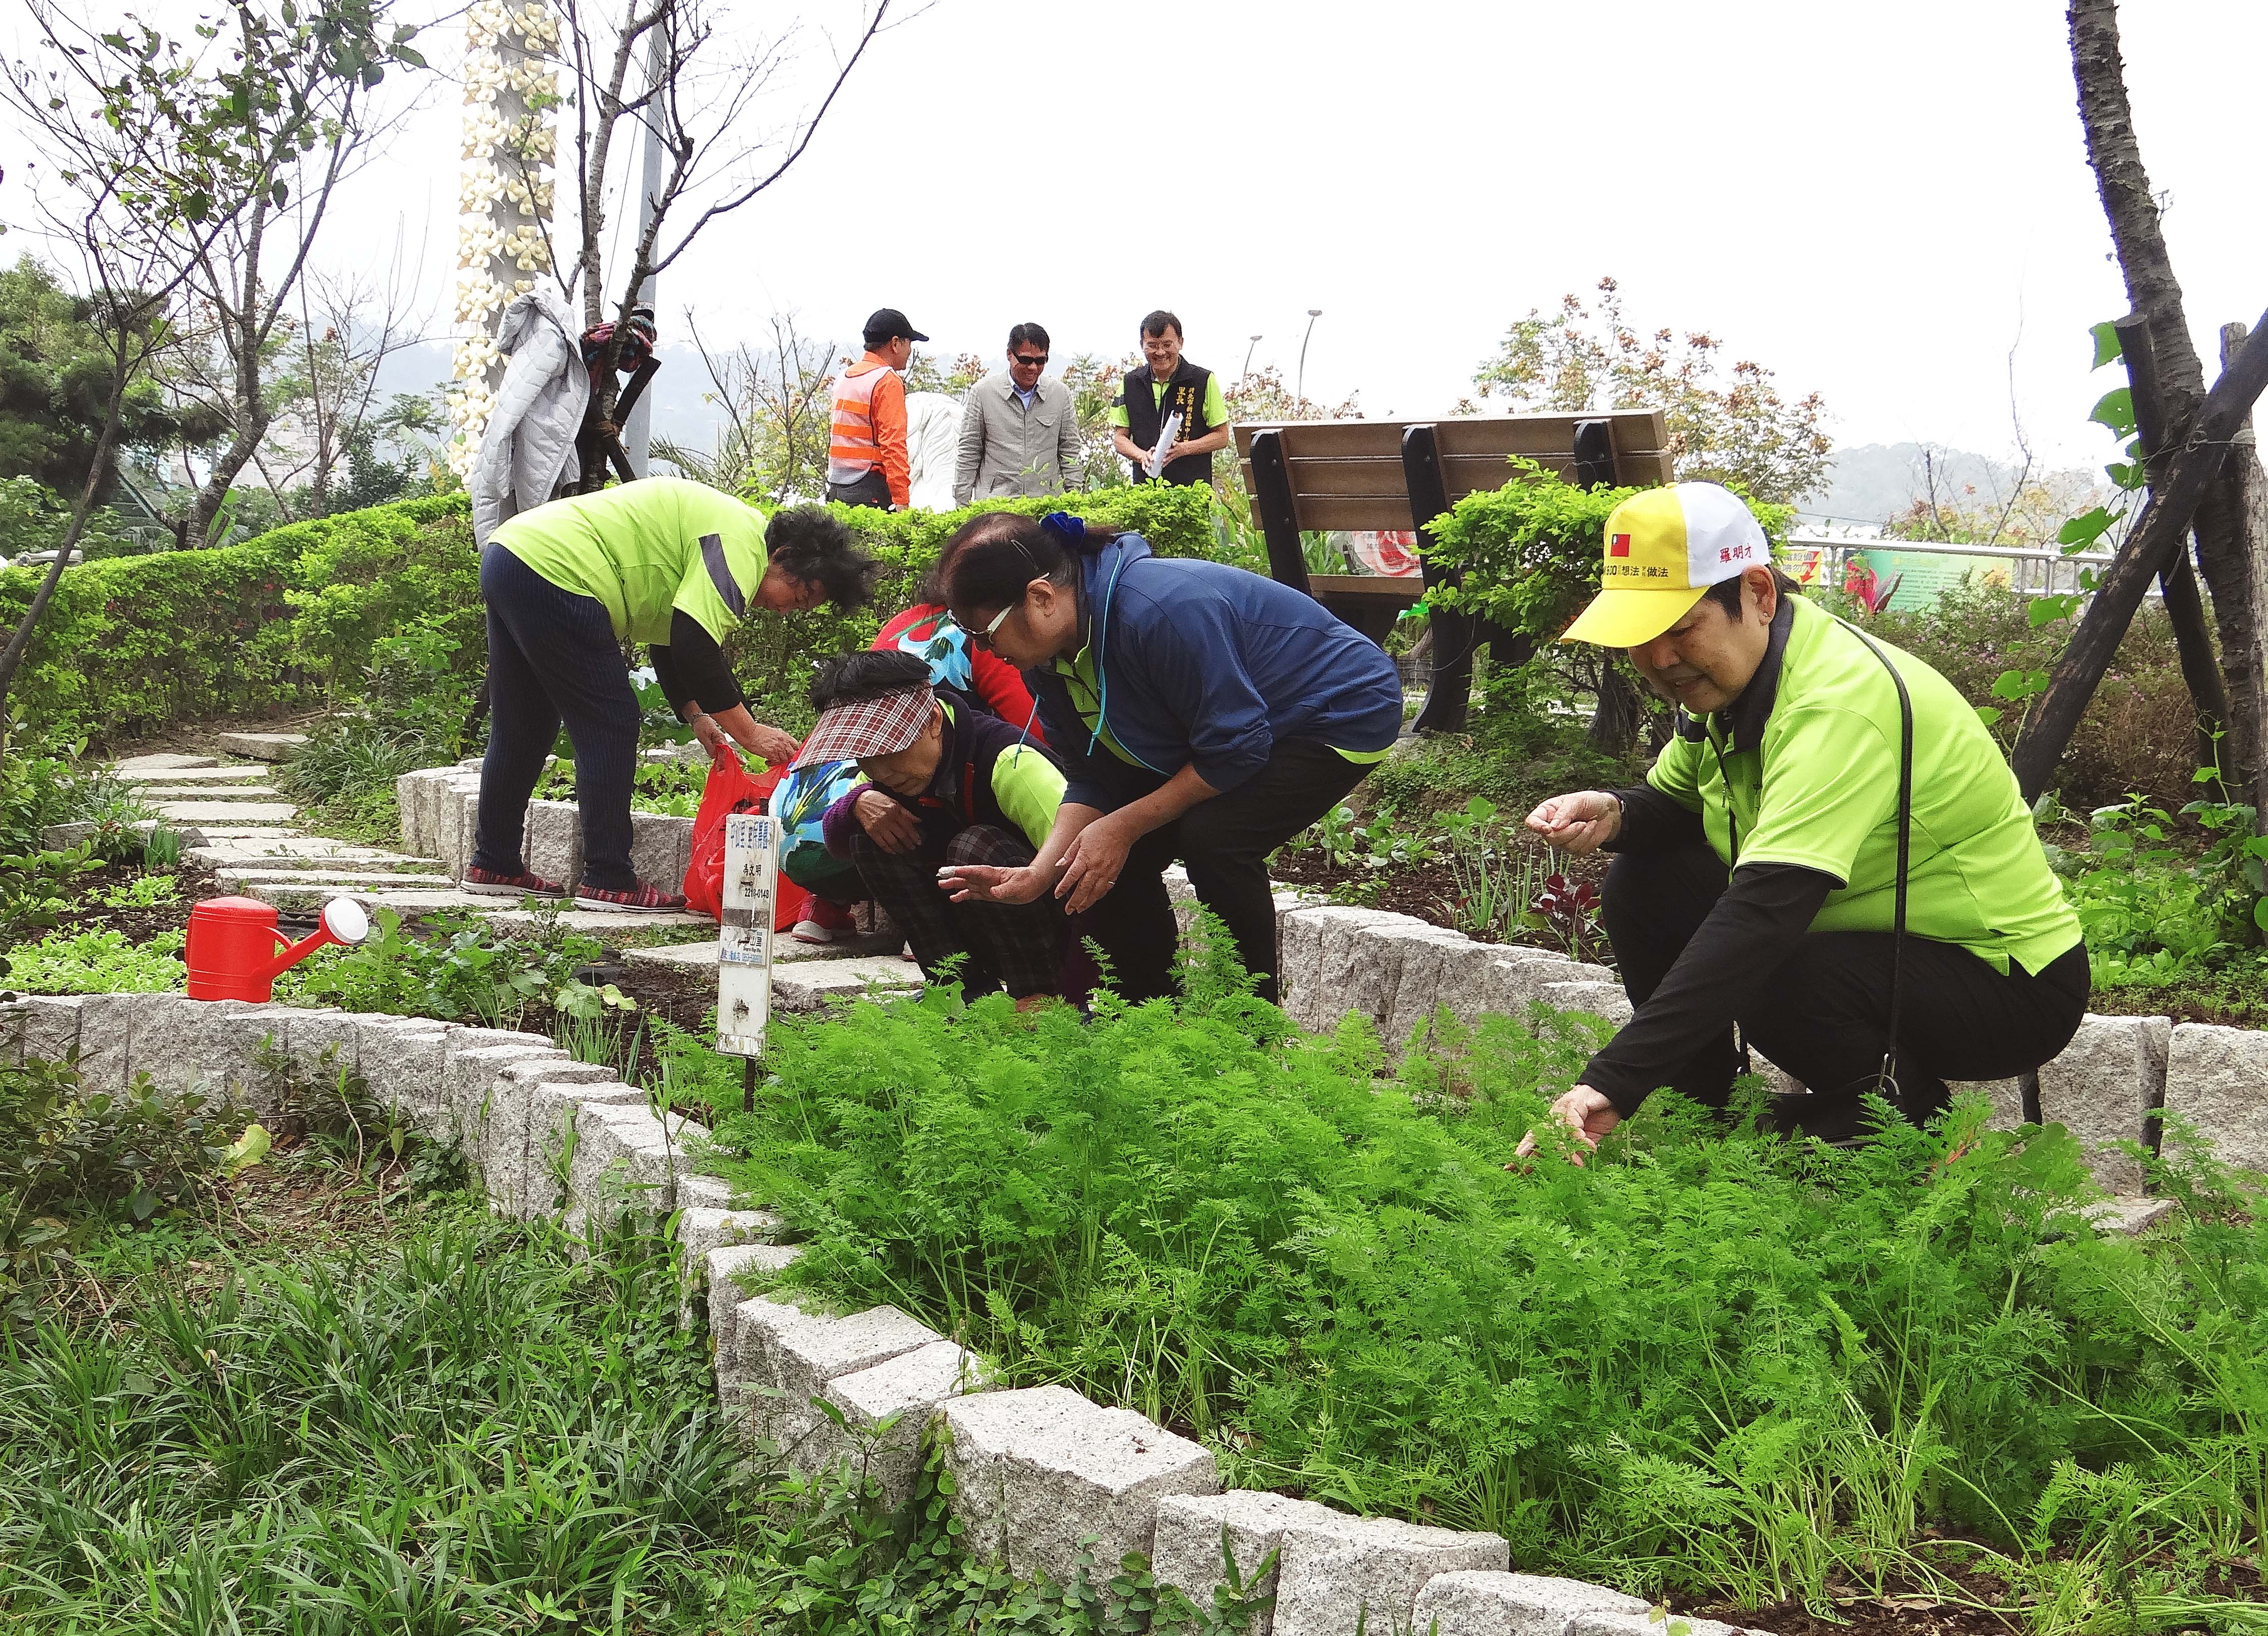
[213,730,310,761]
[96,755,867,965]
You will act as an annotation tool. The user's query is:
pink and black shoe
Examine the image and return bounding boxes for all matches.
[461,864,568,899]
[574,880,689,914]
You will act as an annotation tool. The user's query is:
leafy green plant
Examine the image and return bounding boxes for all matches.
[702,939,2268,1614]
[141,823,184,869]
[1419,462,1794,646]
[244,1038,444,1180]
[535,750,710,817]
[0,1054,244,1323]
[290,906,613,1030]
[0,847,99,952]
[277,715,434,809]
[2,926,184,994]
[92,872,180,911]
[0,734,153,858]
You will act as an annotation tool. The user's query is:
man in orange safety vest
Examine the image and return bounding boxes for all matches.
[826,308,925,510]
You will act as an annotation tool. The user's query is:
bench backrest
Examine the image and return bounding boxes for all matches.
[1232,410,1674,533]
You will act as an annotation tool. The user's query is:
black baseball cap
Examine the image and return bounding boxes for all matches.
[864,308,928,343]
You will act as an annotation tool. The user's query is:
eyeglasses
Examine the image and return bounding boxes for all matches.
[960,596,1022,652]
[1010,353,1048,368]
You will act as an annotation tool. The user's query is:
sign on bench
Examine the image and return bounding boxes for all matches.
[1232,411,1673,733]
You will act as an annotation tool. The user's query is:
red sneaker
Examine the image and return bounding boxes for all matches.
[462,864,568,898]
[792,894,859,945]
[575,880,689,914]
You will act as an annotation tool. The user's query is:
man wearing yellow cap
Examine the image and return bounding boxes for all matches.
[1520,481,2086,1153]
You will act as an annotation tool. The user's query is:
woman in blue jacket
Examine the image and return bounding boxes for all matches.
[936,511,1403,1004]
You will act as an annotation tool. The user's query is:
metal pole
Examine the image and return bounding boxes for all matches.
[620,23,668,477]
[1296,309,1321,405]
[1242,334,1261,385]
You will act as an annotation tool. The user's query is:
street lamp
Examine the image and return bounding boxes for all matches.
[1242,333,1262,385]
[1296,309,1323,406]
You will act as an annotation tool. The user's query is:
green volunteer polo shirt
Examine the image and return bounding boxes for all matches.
[1107,372,1229,432]
[1647,594,2080,976]
[942,699,1066,849]
[491,476,768,647]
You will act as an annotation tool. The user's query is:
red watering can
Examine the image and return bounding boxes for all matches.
[185,896,372,1002]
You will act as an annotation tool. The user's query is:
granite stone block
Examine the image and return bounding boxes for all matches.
[0,994,82,1068]
[525,1079,647,1216]
[2038,1012,2172,1192]
[807,1340,994,1506]
[2165,1021,2268,1173]
[1154,1490,1362,1636]
[1271,1516,1509,1636]
[524,799,583,886]
[941,1385,1217,1588]
[1410,1571,1647,1636]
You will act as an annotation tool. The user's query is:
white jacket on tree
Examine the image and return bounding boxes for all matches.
[470,288,589,545]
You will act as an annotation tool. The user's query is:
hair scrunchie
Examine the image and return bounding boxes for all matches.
[1040,511,1088,545]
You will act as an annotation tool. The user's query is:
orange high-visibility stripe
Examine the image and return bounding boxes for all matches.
[827,366,890,480]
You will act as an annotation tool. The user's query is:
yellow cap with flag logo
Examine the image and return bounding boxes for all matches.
[1561,482,1771,647]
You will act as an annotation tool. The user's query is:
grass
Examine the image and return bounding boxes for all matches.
[687,922,2268,1628]
[0,1207,745,1632]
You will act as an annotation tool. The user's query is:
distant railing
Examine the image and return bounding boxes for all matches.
[1782,531,2141,609]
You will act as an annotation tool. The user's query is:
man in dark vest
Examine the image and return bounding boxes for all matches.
[1110,310,1232,486]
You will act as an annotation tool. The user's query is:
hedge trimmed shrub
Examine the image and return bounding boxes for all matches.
[1420,460,1794,645]
[0,483,1218,746]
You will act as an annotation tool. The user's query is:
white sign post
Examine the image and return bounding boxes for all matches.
[717,813,779,1108]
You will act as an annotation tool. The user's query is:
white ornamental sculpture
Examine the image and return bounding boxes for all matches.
[448,0,562,476]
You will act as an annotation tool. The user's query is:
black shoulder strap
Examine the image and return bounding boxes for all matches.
[1837,618,1916,1105]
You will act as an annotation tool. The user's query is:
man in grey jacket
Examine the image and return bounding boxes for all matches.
[953,323,1084,507]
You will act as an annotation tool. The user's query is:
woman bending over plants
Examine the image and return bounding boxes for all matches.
[934,509,1402,1004]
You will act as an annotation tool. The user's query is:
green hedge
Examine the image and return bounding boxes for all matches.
[0,484,1219,746]
[0,494,479,746]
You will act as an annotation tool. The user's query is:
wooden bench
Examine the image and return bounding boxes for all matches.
[1232,411,1673,733]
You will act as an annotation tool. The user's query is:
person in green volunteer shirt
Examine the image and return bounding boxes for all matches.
[1109,311,1231,487]
[1519,481,2086,1154]
[470,476,877,912]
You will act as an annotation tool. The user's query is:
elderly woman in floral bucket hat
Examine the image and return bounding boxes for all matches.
[798,650,1071,1009]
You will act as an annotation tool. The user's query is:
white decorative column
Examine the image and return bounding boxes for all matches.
[448,0,561,477]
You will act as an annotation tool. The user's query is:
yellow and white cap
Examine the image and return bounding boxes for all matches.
[1562,482,1770,647]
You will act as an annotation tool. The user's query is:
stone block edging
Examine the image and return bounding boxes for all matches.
[0,986,1762,1633]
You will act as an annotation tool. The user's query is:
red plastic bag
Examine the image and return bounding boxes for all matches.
[681,747,809,930]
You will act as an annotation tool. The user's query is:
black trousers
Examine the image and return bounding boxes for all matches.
[852,823,1061,1002]
[472,544,643,890]
[1604,837,2088,1135]
[1080,738,1375,1006]
[824,469,893,510]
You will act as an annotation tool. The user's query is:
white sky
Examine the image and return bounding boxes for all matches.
[7,0,2263,473]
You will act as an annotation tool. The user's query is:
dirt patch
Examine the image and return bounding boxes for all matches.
[1696,1549,2266,1636]
[17,858,223,954]
[1268,847,1610,962]
[63,1143,443,1329]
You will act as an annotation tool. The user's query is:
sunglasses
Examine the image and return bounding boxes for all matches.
[1010,353,1049,368]
[961,596,1022,651]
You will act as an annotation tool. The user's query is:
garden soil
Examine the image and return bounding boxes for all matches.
[1269,846,1610,953]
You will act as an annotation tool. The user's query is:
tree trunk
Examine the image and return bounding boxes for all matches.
[1588,660,1643,757]
[2070,0,2266,795]
[2011,315,2268,799]
[0,372,127,723]
[187,199,273,547]
[2116,313,2230,784]
[2226,319,2268,820]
